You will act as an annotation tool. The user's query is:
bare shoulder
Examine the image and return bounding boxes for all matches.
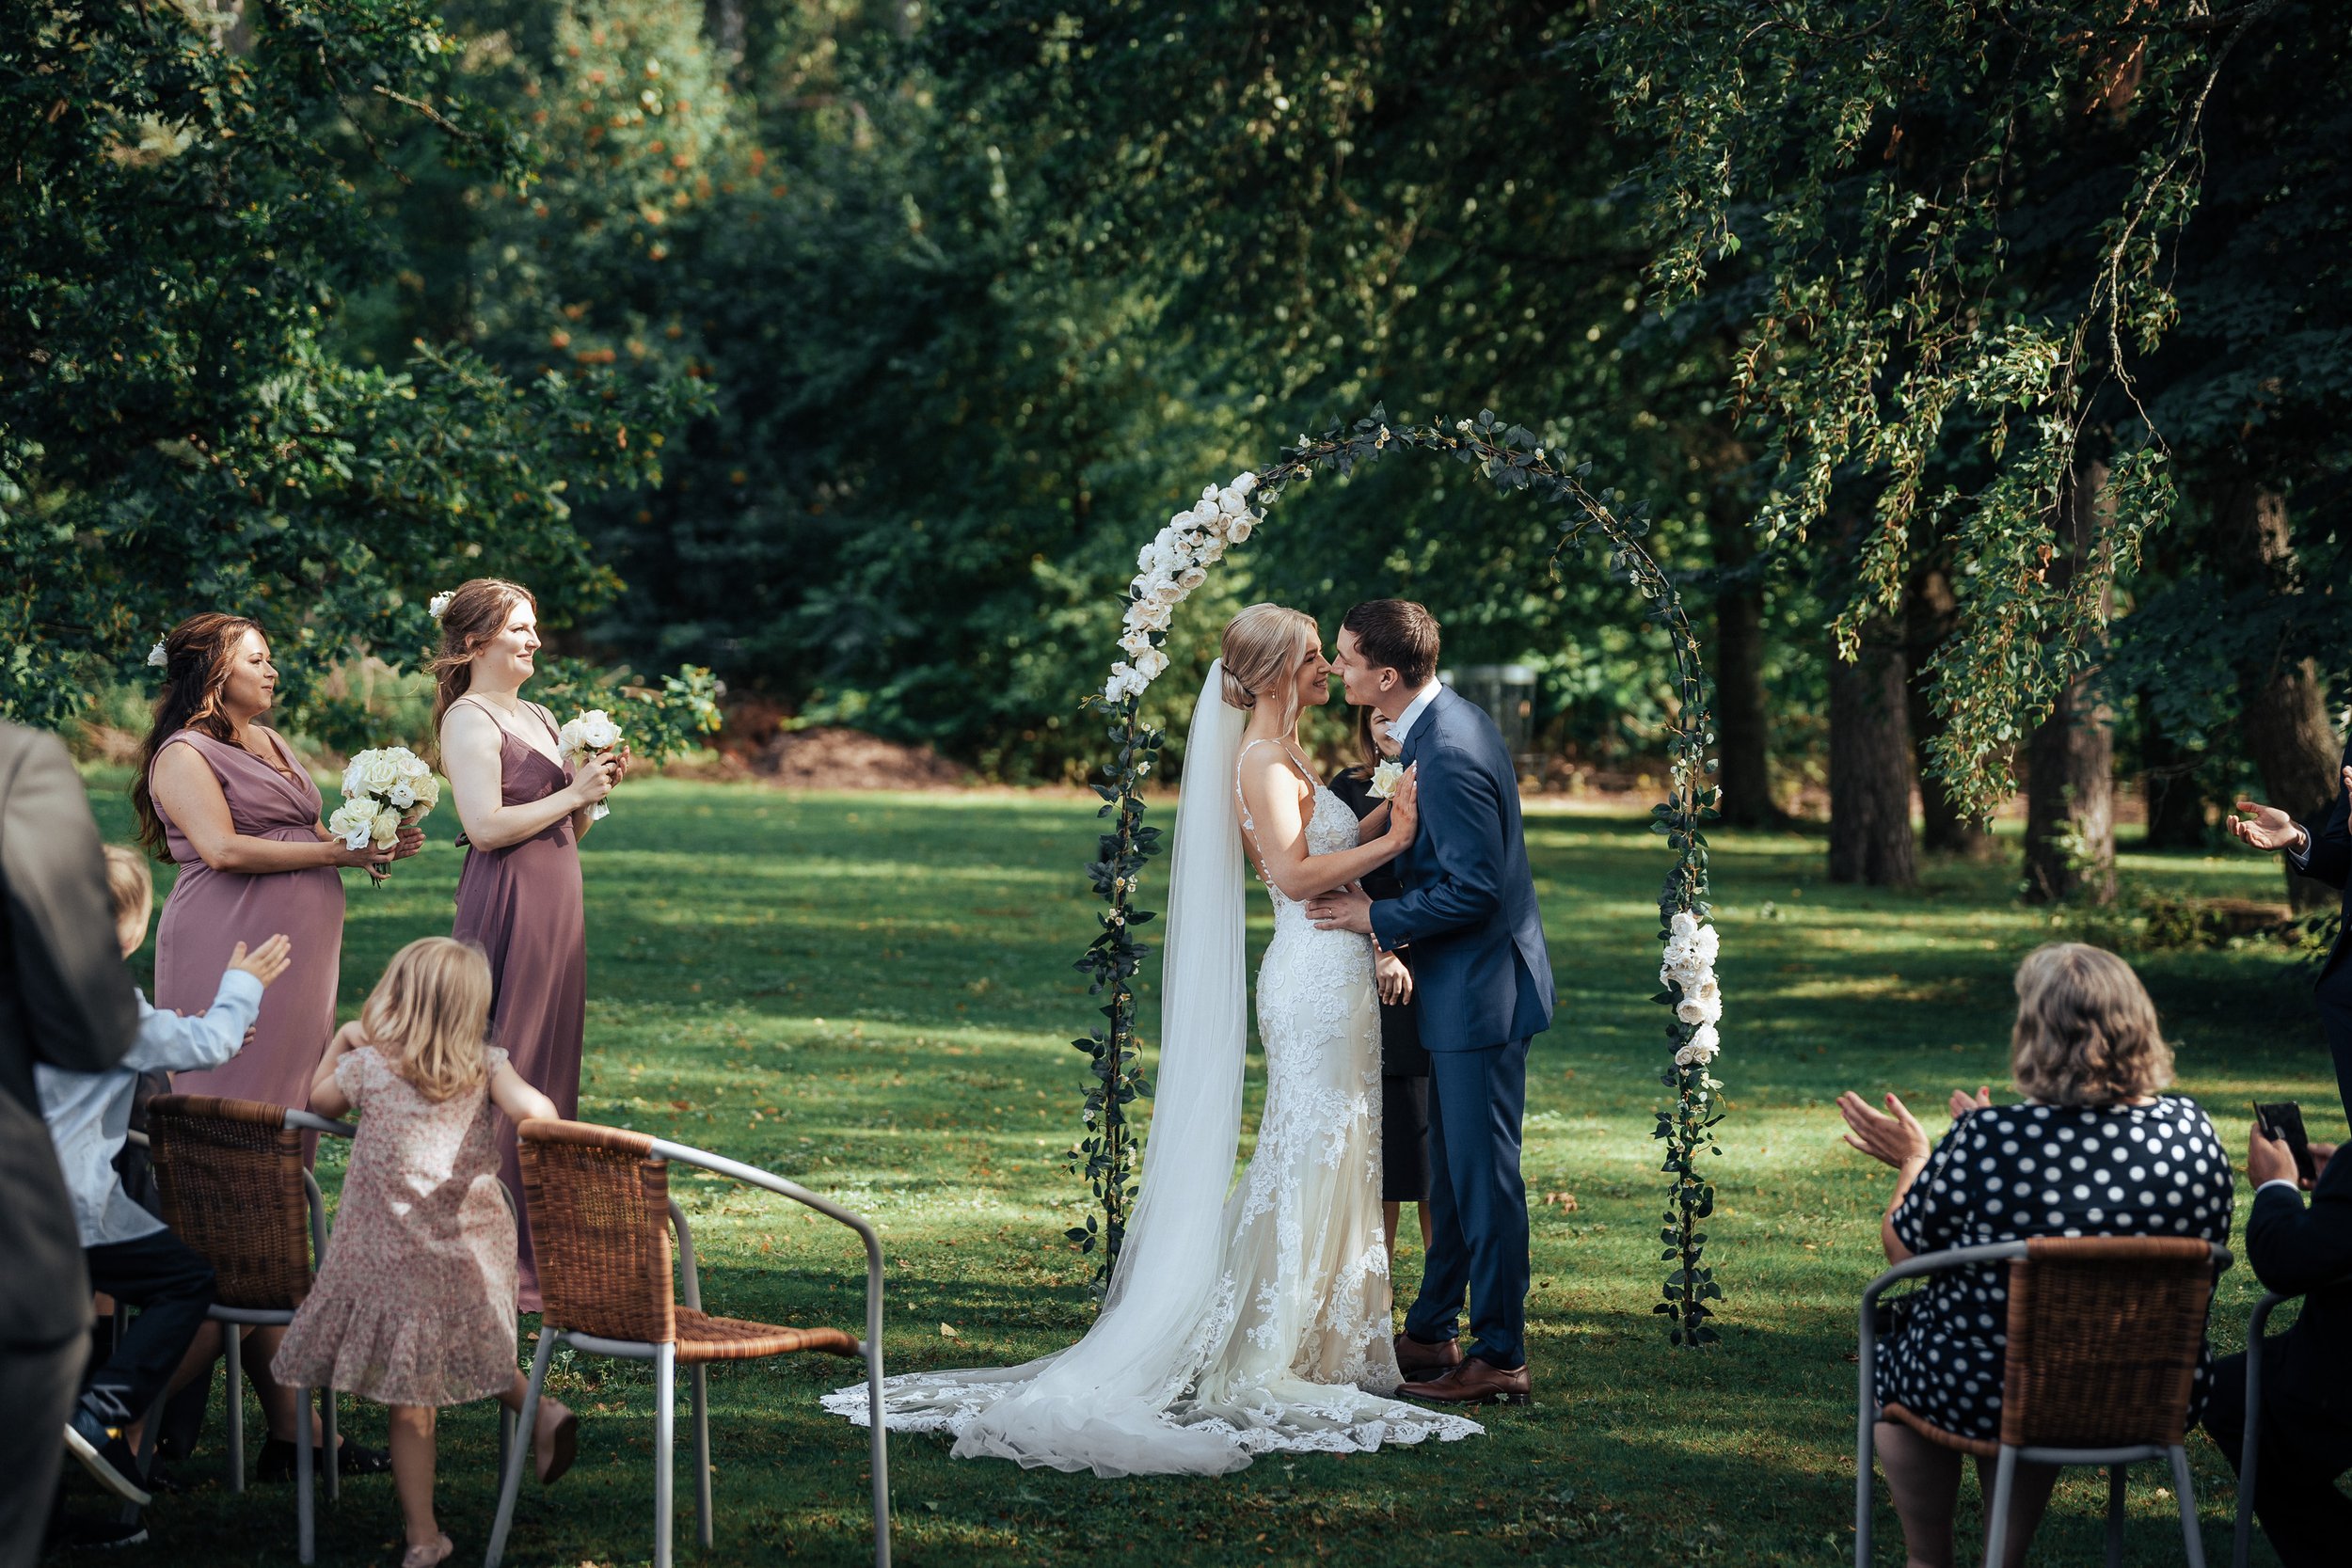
[439,700,500,750]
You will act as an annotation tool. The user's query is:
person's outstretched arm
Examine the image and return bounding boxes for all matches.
[3,725,135,1078]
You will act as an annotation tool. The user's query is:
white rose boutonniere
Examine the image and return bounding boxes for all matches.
[1367,759,1406,800]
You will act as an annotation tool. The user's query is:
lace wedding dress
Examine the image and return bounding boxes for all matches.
[819,663,1480,1476]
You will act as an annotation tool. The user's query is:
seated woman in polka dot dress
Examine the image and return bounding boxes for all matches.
[1836,942,2231,1568]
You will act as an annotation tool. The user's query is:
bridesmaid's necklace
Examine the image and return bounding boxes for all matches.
[233,721,299,781]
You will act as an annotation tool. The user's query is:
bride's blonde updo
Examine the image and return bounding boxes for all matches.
[1220,604,1321,722]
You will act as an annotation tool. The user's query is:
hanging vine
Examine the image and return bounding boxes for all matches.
[1072,405,1726,1346]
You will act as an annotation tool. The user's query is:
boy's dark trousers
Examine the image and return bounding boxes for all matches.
[77,1229,214,1433]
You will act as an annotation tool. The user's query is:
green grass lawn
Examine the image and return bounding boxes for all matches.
[66,771,2344,1566]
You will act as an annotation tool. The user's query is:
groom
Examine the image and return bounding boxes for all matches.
[1311,600,1553,1406]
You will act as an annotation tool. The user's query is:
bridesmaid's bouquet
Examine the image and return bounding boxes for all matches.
[328,746,440,883]
[557,708,621,820]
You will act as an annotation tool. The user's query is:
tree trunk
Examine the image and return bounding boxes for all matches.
[2138,691,2210,850]
[1828,618,1916,887]
[1711,505,1778,829]
[2213,483,2342,911]
[2023,458,2117,905]
[1905,566,1994,858]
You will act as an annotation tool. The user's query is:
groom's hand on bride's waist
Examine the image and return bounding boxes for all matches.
[1308,883,1375,935]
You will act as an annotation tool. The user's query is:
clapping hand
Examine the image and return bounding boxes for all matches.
[1836,1090,1931,1171]
[1949,1084,1994,1119]
[227,934,294,989]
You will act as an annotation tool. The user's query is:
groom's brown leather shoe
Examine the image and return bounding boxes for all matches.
[1393,1332,1462,1383]
[1398,1358,1531,1406]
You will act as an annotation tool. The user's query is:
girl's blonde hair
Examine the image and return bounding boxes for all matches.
[2010,942,2175,1107]
[359,938,497,1102]
[1220,603,1321,730]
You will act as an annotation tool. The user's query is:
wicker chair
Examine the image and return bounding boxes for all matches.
[483,1120,889,1568]
[1856,1236,2233,1568]
[2230,1275,2352,1568]
[146,1094,355,1566]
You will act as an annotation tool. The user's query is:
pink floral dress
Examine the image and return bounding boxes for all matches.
[273,1045,518,1406]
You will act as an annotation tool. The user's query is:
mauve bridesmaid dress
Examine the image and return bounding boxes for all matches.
[450,697,586,1312]
[154,730,344,1108]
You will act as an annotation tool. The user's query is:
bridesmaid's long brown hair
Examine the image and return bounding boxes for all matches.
[428,578,538,742]
[132,612,264,857]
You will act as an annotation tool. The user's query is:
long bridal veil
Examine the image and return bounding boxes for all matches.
[821,660,1256,1476]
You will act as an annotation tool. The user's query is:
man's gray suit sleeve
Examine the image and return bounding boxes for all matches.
[4,728,135,1075]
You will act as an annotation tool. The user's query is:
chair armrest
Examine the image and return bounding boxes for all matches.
[2249,1271,2352,1340]
[284,1110,356,1138]
[647,1137,884,1362]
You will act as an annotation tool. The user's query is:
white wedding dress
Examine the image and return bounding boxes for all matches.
[819,662,1480,1475]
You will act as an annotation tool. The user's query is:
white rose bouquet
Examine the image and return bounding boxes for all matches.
[327,746,439,887]
[557,708,623,819]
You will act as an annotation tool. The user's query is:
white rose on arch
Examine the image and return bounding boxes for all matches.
[1102,470,1260,706]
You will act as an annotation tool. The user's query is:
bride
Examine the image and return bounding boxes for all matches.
[821,604,1483,1475]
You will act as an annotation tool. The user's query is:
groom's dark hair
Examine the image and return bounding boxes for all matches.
[1343,600,1440,688]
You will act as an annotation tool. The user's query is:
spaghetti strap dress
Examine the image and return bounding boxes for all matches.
[152,729,344,1110]
[450,697,586,1311]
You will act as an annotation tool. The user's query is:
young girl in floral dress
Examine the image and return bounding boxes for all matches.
[273,939,581,1568]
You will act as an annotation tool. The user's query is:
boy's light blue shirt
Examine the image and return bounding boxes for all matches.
[37,969,264,1247]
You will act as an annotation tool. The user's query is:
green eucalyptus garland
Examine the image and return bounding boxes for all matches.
[1073,406,1727,1347]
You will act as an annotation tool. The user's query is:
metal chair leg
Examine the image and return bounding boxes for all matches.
[499,1405,516,1482]
[2169,1446,2207,1568]
[2106,1464,2126,1568]
[2235,1325,2268,1568]
[865,1341,891,1568]
[225,1323,245,1495]
[295,1383,315,1565]
[655,1344,676,1568]
[1982,1446,2017,1568]
[691,1364,712,1550]
[485,1329,557,1568]
[324,1389,339,1503]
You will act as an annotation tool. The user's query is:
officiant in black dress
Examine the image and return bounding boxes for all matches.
[1329,706,1435,1273]
[2229,752,2352,1120]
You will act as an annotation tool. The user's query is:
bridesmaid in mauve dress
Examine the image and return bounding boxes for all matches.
[136,614,424,1109]
[433,579,622,1309]
[135,612,421,1475]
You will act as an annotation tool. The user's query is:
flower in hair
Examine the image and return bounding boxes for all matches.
[147,641,168,668]
[427,592,453,620]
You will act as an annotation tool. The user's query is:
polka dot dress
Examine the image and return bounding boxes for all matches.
[1876,1096,2233,1443]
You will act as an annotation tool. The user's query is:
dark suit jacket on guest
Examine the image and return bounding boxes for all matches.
[1367,687,1553,1053]
[0,722,137,1348]
[2249,1148,2352,1418]
[1327,768,1429,1078]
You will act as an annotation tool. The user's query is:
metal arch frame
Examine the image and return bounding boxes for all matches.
[483,1132,889,1568]
[1855,1240,2232,1568]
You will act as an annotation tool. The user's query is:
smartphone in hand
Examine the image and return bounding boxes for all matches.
[2254,1100,2319,1184]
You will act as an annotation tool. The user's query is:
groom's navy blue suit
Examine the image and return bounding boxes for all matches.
[1370,686,1553,1369]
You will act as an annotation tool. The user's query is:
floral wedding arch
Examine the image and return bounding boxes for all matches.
[1067,407,1729,1349]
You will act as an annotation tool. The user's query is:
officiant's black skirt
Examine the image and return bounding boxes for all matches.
[1382,1074,1429,1202]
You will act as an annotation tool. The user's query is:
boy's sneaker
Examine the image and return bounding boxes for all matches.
[63,1411,152,1508]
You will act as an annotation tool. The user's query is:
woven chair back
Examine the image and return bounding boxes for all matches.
[1998,1235,2219,1449]
[517,1120,678,1345]
[146,1094,314,1311]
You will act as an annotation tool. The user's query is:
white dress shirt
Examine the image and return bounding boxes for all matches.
[1391,678,1447,745]
[38,970,263,1247]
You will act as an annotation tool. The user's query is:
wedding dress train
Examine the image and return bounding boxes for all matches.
[818,663,1479,1476]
